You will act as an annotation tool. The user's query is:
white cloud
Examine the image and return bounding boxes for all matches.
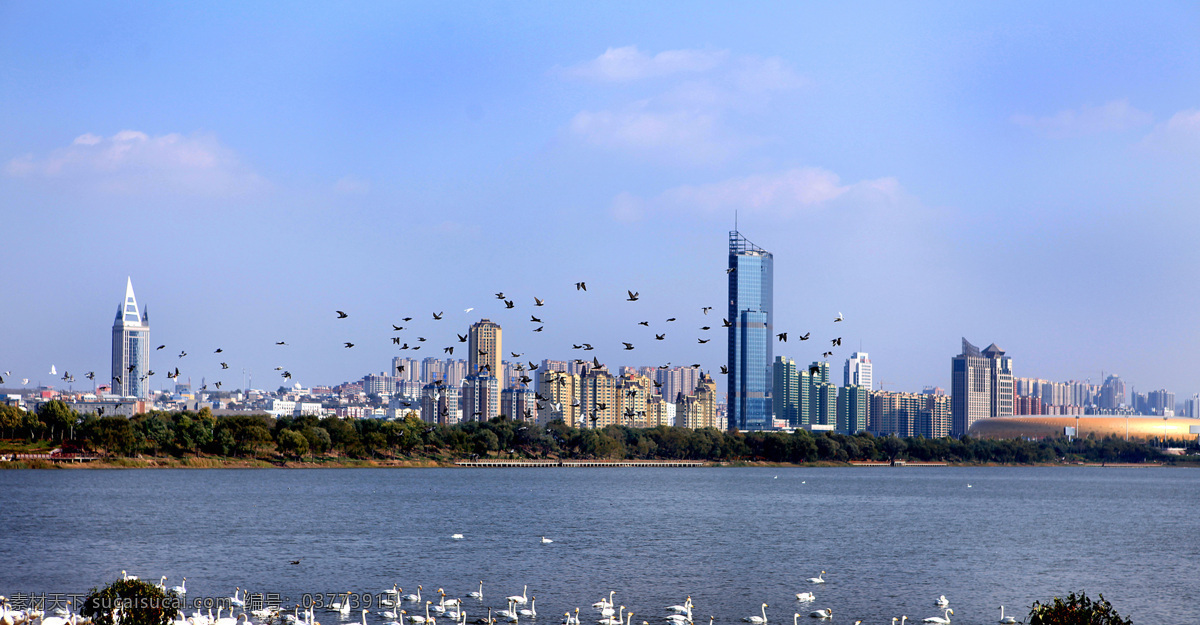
[334,175,371,194]
[1011,99,1153,138]
[1139,109,1200,155]
[562,46,802,164]
[561,45,728,82]
[5,130,265,195]
[569,107,733,164]
[612,167,902,221]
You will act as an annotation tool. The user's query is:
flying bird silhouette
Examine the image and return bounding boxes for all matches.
[575,282,586,291]
[444,347,454,354]
[831,337,842,346]
[178,351,187,358]
[221,362,229,369]
[495,292,505,299]
[809,364,821,375]
[822,351,833,358]
[666,317,676,322]
[432,311,443,320]
[835,312,844,322]
[531,315,542,323]
[638,321,649,326]
[698,338,710,344]
[276,341,287,345]
[336,310,348,319]
[457,333,467,342]
[393,325,404,331]
[533,326,543,332]
[402,317,413,322]
[720,366,728,374]
[626,290,639,301]
[504,300,515,309]
[702,307,712,314]
[777,333,787,342]
[214,348,223,353]
[655,334,665,340]
[344,342,355,348]
[622,342,635,350]
[534,297,544,306]
[392,337,402,344]
[156,345,165,350]
[799,332,811,340]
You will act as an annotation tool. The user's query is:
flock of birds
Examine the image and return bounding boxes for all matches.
[0,565,1022,625]
[3,278,851,424]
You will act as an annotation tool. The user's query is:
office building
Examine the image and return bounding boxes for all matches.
[837,385,869,434]
[727,230,773,431]
[111,278,150,399]
[950,338,1014,436]
[844,352,872,390]
[773,356,802,427]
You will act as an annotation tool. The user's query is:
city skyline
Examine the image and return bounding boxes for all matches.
[2,3,1198,397]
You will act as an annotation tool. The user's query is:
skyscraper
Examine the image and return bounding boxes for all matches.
[111,277,150,399]
[727,231,773,431]
[468,318,502,378]
[844,352,872,390]
[950,338,1014,436]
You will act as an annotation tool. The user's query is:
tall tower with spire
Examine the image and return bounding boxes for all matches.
[727,230,774,431]
[111,277,150,398]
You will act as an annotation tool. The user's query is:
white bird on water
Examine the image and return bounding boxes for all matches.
[807,572,825,584]
[794,593,814,602]
[923,609,952,624]
[541,536,554,544]
[935,596,948,608]
[743,604,767,624]
[807,609,832,620]
[998,607,1015,624]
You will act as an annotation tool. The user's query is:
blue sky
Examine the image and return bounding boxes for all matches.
[3,2,1198,399]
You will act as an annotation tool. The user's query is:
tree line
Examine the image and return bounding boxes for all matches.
[0,400,1183,465]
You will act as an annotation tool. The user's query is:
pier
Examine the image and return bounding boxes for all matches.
[455,459,706,468]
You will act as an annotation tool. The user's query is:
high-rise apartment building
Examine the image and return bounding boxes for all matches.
[773,357,801,427]
[837,385,869,434]
[1099,375,1125,410]
[111,278,150,399]
[468,319,502,377]
[616,372,652,427]
[536,369,579,426]
[461,373,500,421]
[844,352,872,390]
[501,387,536,421]
[678,373,720,430]
[727,231,773,431]
[950,338,1014,436]
[579,366,617,428]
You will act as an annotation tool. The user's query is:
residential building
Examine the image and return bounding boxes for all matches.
[836,385,869,434]
[469,319,502,377]
[579,366,617,428]
[461,373,500,422]
[501,386,536,421]
[536,369,579,426]
[678,373,720,429]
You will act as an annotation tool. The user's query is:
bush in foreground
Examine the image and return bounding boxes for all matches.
[82,578,178,625]
[1029,591,1132,625]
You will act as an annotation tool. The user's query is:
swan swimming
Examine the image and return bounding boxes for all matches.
[806,572,825,584]
[743,604,767,624]
[923,609,952,624]
[998,607,1015,624]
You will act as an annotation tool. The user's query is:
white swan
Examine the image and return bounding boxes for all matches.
[923,610,952,624]
[171,578,188,595]
[519,598,537,619]
[507,586,529,606]
[451,534,464,540]
[807,609,831,620]
[229,589,246,609]
[935,597,948,608]
[598,607,624,625]
[468,581,483,600]
[121,570,138,581]
[794,593,814,603]
[743,604,767,624]
[806,572,825,584]
[998,607,1015,624]
[593,593,615,610]
[498,601,518,620]
[403,587,423,604]
[666,599,691,614]
[540,537,553,544]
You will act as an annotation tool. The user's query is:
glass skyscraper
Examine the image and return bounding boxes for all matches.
[727,231,773,430]
[111,277,150,399]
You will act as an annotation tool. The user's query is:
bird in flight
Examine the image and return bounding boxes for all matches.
[214,381,222,389]
[534,297,545,306]
[698,338,710,344]
[214,348,223,353]
[638,321,649,326]
[575,282,586,291]
[392,337,402,345]
[799,332,811,341]
[444,347,454,354]
[464,307,474,313]
[809,364,821,375]
[835,312,844,322]
[655,334,665,340]
[822,351,833,358]
[777,333,787,342]
[666,317,676,322]
[344,342,355,348]
[336,310,348,319]
[402,317,413,322]
[702,307,712,314]
[276,341,287,345]
[831,337,842,346]
[530,315,542,323]
[433,311,443,320]
[622,342,635,350]
[504,300,515,309]
[179,350,187,358]
[457,333,467,342]
[86,372,95,380]
[720,365,729,374]
[533,326,543,332]
[156,345,165,350]
[221,362,229,369]
[495,292,505,299]
[726,267,736,274]
[700,326,711,331]
[393,325,404,331]
[627,290,639,301]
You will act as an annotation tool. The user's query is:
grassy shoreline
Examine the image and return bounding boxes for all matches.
[0,456,1182,469]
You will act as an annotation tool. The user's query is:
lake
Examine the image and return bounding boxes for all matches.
[1,467,1197,624]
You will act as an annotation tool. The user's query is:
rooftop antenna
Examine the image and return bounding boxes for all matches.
[735,209,738,232]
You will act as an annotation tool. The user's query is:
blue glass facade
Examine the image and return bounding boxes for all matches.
[727,231,773,430]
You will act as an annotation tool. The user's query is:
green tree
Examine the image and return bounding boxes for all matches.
[37,400,78,441]
[82,578,178,625]
[1029,592,1132,625]
[86,417,137,456]
[879,435,907,462]
[275,429,309,460]
[0,405,23,438]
